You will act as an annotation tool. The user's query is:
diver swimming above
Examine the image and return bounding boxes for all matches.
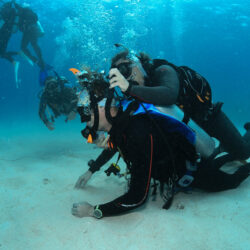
[108,46,250,162]
[71,69,250,219]
[14,2,46,69]
[0,1,50,87]
[0,1,20,86]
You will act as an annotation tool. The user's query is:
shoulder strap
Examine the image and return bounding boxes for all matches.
[141,58,169,76]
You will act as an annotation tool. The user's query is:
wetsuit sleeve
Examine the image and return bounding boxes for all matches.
[38,94,49,124]
[97,131,154,217]
[128,65,179,106]
[89,148,116,173]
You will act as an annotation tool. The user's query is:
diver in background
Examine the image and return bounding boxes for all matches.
[0,1,19,86]
[14,2,45,69]
[39,75,78,130]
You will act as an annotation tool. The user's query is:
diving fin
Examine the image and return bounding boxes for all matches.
[39,68,48,86]
[14,61,20,88]
[39,64,54,86]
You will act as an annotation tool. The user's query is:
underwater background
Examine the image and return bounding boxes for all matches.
[0,0,249,131]
[1,1,250,249]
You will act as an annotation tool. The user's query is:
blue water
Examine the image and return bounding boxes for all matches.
[0,2,250,249]
[0,0,249,129]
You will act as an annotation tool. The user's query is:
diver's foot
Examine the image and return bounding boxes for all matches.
[231,163,250,188]
[244,122,250,131]
[236,163,250,177]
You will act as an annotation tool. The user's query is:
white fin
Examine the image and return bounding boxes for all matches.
[14,61,20,88]
[19,51,34,66]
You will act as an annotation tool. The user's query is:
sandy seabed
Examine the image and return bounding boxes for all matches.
[0,121,249,250]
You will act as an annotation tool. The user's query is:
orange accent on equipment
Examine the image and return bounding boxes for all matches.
[108,140,114,149]
[196,94,205,103]
[69,68,80,75]
[87,134,93,143]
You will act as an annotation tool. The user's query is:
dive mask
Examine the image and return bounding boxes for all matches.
[115,62,134,79]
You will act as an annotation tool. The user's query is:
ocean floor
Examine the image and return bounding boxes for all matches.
[0,121,250,250]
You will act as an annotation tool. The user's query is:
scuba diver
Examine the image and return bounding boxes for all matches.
[71,68,215,189]
[76,45,250,189]
[38,74,78,130]
[0,0,19,86]
[70,70,250,219]
[14,2,45,69]
[108,46,250,162]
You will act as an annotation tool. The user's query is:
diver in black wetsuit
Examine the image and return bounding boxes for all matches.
[14,3,45,69]
[71,79,250,218]
[108,49,250,161]
[39,76,78,130]
[0,2,19,66]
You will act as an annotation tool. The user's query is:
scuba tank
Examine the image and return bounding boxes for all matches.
[156,105,215,159]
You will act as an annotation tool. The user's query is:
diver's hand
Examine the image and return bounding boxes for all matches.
[74,170,93,189]
[71,201,94,218]
[66,111,77,122]
[95,134,110,149]
[109,68,129,92]
[45,121,54,130]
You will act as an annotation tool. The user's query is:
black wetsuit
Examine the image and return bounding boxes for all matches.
[88,149,116,173]
[95,113,249,217]
[125,59,250,161]
[39,84,77,125]
[15,4,44,68]
[0,3,18,63]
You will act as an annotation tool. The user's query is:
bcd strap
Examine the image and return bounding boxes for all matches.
[182,112,190,124]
